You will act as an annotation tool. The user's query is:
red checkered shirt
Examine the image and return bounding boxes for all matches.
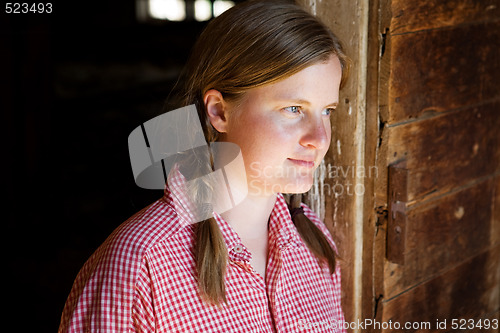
[59,174,345,332]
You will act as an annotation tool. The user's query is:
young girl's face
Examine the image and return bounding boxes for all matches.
[222,55,342,196]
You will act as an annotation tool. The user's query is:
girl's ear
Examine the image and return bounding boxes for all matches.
[204,89,229,133]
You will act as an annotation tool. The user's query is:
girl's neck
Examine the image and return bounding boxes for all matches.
[220,193,276,241]
[212,148,275,239]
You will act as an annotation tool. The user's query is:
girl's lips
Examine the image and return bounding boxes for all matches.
[287,158,315,168]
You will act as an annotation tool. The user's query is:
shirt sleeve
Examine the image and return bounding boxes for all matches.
[59,249,157,333]
[132,256,157,332]
[58,228,157,333]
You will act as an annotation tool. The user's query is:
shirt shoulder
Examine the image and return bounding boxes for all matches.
[59,197,190,332]
[99,197,190,262]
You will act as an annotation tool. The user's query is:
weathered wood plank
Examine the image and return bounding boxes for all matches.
[390,0,500,35]
[375,2,500,332]
[493,175,500,247]
[387,161,408,264]
[388,21,500,123]
[362,0,388,322]
[384,178,495,299]
[387,101,500,202]
[381,245,500,333]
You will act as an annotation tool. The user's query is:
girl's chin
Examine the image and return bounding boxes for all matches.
[246,176,314,195]
[281,185,313,194]
[276,179,314,194]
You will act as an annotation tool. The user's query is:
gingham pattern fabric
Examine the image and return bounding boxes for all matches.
[59,172,345,332]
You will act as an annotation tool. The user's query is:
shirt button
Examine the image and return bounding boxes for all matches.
[233,245,243,253]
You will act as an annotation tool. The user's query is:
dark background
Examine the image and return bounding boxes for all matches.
[1,1,241,331]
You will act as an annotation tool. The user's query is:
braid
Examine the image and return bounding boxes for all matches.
[288,194,337,273]
[194,218,228,305]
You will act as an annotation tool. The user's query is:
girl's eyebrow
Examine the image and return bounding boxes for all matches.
[275,97,339,108]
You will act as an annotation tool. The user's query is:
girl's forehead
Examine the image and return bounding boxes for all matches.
[246,57,342,101]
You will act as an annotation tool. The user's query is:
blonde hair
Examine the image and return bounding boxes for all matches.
[177,0,348,305]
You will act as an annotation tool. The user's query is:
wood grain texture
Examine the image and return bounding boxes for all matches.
[388,21,500,123]
[387,101,500,202]
[493,175,500,248]
[390,0,500,34]
[375,1,500,331]
[363,0,385,322]
[387,161,408,264]
[384,179,495,299]
[382,245,500,333]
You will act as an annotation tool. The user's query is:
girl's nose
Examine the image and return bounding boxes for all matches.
[299,115,330,150]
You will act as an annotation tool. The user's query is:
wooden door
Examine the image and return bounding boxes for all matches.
[298,0,500,331]
[373,0,500,331]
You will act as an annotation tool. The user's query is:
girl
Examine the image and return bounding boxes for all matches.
[59,0,349,332]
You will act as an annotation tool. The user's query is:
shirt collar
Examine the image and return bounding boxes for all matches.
[268,194,303,248]
[214,194,303,262]
[162,167,303,262]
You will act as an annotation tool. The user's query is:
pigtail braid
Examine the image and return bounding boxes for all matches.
[194,218,228,305]
[289,194,337,273]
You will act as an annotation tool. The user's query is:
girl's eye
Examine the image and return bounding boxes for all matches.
[283,106,301,114]
[323,108,336,116]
